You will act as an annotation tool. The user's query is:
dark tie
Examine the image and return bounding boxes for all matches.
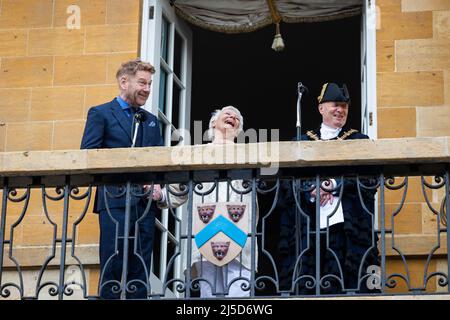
[124,107,137,118]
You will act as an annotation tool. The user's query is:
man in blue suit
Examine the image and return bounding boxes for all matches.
[81,58,164,299]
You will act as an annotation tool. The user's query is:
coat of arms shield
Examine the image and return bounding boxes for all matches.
[193,202,249,266]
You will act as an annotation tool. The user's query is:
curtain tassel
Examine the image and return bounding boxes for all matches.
[267,0,284,52]
[271,21,285,52]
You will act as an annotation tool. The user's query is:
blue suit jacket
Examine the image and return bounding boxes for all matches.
[80,98,164,212]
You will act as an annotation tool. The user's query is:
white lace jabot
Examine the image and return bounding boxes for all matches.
[320,123,342,140]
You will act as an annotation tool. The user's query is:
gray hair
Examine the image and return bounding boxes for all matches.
[207,106,244,141]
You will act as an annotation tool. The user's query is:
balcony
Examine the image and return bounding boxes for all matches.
[1,137,450,299]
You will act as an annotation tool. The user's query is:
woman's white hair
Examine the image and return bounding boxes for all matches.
[207,105,244,141]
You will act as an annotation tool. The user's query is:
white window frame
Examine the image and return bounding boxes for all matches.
[140,0,192,146]
[140,0,192,297]
[361,0,378,139]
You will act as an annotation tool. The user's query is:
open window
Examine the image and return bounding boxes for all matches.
[142,0,377,142]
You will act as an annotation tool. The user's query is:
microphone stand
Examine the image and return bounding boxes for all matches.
[131,120,140,148]
[294,82,308,295]
[296,82,308,141]
[123,109,149,299]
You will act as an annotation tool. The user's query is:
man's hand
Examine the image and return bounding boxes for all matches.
[144,184,163,201]
[311,181,335,207]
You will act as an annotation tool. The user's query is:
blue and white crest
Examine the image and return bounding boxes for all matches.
[193,202,249,266]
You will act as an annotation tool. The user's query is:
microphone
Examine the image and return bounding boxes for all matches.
[297,82,309,95]
[131,109,147,148]
[134,110,148,123]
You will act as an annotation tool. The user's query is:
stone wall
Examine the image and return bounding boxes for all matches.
[0,0,141,274]
[0,0,141,152]
[377,0,450,293]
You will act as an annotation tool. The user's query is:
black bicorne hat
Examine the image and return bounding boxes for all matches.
[317,83,350,104]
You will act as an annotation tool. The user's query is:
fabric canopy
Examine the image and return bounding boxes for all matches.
[172,0,362,33]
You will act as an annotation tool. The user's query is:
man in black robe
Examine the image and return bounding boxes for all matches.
[277,83,380,295]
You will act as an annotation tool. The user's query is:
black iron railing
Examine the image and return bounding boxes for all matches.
[1,163,449,299]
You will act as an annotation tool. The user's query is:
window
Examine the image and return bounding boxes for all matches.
[140,0,193,297]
